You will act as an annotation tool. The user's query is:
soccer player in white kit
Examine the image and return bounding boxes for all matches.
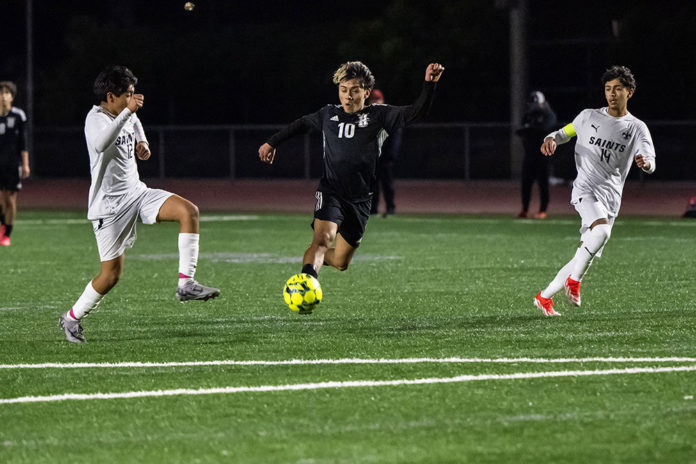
[59,65,219,342]
[534,65,655,316]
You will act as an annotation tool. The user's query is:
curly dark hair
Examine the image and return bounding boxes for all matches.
[601,65,636,90]
[332,61,375,90]
[93,65,138,103]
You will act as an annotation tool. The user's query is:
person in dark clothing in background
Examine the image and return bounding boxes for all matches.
[516,90,557,219]
[368,89,402,217]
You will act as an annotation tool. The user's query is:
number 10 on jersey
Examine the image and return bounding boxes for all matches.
[337,122,355,138]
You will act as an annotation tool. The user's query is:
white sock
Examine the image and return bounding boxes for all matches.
[178,233,199,287]
[570,224,611,281]
[541,259,574,299]
[69,281,104,320]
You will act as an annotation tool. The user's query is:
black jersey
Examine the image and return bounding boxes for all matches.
[0,107,28,167]
[268,82,437,202]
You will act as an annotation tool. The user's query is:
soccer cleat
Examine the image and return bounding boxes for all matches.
[0,235,10,246]
[564,276,581,306]
[517,210,529,218]
[534,211,547,219]
[59,314,86,343]
[534,291,560,316]
[176,280,221,302]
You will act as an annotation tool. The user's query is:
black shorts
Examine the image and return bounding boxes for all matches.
[313,191,371,248]
[0,165,21,192]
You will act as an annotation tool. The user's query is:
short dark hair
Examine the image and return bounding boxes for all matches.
[601,65,636,90]
[93,65,138,103]
[332,61,375,90]
[0,81,17,97]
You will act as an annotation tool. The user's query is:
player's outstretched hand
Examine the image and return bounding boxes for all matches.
[136,141,151,160]
[634,154,651,171]
[425,63,445,82]
[540,137,557,156]
[258,143,276,164]
[127,94,144,113]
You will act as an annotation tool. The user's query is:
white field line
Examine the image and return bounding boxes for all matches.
[2,365,695,405]
[16,216,696,227]
[17,215,259,225]
[2,357,696,369]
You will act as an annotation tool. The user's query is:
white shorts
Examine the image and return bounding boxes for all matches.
[572,192,614,258]
[571,192,615,235]
[92,188,174,261]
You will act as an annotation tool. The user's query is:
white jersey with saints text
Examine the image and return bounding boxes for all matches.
[547,107,655,216]
[84,106,148,220]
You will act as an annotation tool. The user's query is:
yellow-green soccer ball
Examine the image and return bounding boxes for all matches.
[283,273,322,314]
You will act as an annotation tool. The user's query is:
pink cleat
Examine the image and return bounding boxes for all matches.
[564,277,581,306]
[0,235,10,247]
[534,291,560,316]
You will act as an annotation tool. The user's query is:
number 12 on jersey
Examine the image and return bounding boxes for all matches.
[337,122,355,138]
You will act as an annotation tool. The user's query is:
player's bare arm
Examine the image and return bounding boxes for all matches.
[258,142,276,164]
[20,150,30,178]
[541,137,557,156]
[425,63,445,82]
[135,141,150,160]
[634,154,651,171]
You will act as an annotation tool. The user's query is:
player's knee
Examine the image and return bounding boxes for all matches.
[186,202,199,223]
[593,223,611,242]
[313,232,333,249]
[335,261,349,272]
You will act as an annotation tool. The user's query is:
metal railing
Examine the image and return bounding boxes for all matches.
[33,121,696,181]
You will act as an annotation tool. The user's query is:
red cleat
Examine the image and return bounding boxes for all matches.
[534,211,547,219]
[0,235,10,247]
[517,210,529,218]
[564,276,581,306]
[534,291,560,316]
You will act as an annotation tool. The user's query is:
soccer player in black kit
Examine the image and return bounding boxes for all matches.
[258,62,444,281]
[0,81,31,247]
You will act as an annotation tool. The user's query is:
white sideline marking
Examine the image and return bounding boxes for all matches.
[2,365,695,404]
[2,357,696,369]
[18,215,259,226]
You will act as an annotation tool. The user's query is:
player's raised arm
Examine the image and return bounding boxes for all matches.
[425,63,445,82]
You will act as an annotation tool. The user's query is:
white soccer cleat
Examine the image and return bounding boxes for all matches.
[176,280,220,302]
[59,314,86,343]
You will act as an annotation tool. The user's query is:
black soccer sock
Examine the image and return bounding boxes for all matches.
[0,212,4,225]
[301,264,318,279]
[4,224,13,237]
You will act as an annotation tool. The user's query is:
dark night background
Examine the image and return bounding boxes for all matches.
[2,0,696,181]
[4,0,696,125]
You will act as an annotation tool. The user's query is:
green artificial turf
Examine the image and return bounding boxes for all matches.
[1,211,695,463]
